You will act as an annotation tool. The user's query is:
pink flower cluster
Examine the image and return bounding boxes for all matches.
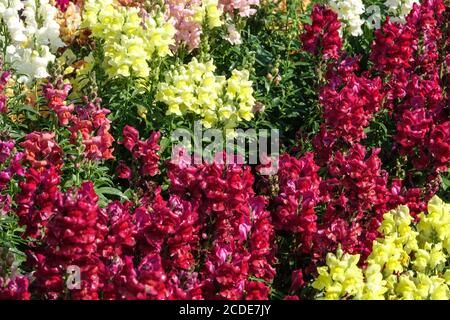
[69,96,114,160]
[0,66,11,113]
[43,82,114,161]
[43,80,74,126]
[165,0,203,51]
[0,140,24,215]
[219,0,260,17]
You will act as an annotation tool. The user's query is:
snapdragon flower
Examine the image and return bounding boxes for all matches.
[225,25,242,45]
[219,0,260,17]
[312,196,450,300]
[156,58,255,128]
[165,0,223,51]
[0,0,65,84]
[83,0,175,78]
[329,0,365,36]
[56,1,82,44]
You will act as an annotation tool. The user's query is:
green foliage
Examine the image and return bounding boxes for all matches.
[0,214,27,276]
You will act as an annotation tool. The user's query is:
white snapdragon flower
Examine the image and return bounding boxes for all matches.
[36,0,65,49]
[329,0,365,37]
[0,0,64,84]
[4,8,27,42]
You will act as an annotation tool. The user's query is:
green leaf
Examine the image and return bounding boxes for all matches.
[17,104,40,115]
[95,187,129,201]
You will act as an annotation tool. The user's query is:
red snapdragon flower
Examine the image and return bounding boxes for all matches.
[20,132,63,171]
[43,80,74,126]
[69,97,115,161]
[119,126,161,177]
[15,166,61,238]
[0,275,30,300]
[32,182,107,299]
[300,4,342,60]
[55,0,70,12]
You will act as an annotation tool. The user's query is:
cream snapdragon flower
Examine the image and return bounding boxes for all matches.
[83,0,175,79]
[312,196,450,300]
[156,58,255,128]
[329,0,365,36]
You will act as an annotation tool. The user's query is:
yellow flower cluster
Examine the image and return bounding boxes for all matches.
[82,0,175,78]
[312,196,450,300]
[156,58,255,128]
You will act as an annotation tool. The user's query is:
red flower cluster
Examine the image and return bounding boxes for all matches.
[118,125,161,178]
[264,153,320,248]
[261,145,395,271]
[43,80,74,126]
[32,182,107,299]
[370,18,416,76]
[14,134,276,300]
[0,275,30,300]
[319,74,382,148]
[2,0,450,302]
[101,201,136,258]
[15,166,61,238]
[371,0,449,181]
[267,0,450,297]
[318,144,391,259]
[43,82,114,161]
[95,155,276,300]
[20,132,63,171]
[69,96,114,160]
[300,5,342,60]
[167,158,276,299]
[103,192,200,299]
[55,0,70,12]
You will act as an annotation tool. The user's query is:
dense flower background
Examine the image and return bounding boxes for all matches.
[0,0,449,300]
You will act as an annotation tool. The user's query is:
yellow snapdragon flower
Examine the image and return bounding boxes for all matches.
[190,0,223,29]
[312,248,364,299]
[312,196,450,300]
[204,0,223,28]
[82,0,175,79]
[156,58,256,128]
